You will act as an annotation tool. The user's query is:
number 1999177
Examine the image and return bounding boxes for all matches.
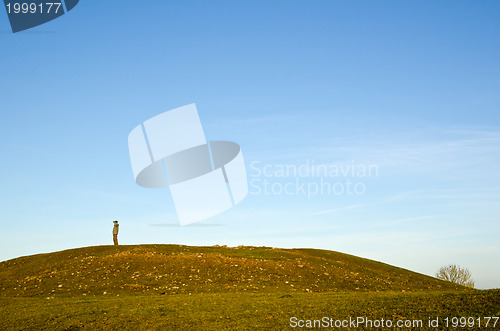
[5,2,62,14]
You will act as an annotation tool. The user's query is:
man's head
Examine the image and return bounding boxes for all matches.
[113,220,118,224]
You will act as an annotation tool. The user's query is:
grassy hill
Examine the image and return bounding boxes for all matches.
[0,245,498,330]
[0,244,463,297]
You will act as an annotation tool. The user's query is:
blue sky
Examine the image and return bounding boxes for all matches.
[1,1,499,289]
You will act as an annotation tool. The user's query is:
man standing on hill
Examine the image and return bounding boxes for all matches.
[113,220,119,245]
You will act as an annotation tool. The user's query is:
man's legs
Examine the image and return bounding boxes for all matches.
[113,234,118,245]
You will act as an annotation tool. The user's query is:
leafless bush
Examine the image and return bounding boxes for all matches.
[436,264,474,288]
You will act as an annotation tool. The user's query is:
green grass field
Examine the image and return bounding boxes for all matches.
[0,245,499,330]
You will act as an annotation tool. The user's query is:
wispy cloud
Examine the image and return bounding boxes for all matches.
[149,223,224,227]
[370,215,439,228]
[380,188,500,202]
[244,126,500,187]
[308,204,366,216]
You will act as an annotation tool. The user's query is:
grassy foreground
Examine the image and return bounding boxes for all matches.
[0,245,499,330]
[1,291,499,330]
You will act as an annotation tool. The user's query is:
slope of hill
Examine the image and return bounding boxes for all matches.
[0,244,464,297]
